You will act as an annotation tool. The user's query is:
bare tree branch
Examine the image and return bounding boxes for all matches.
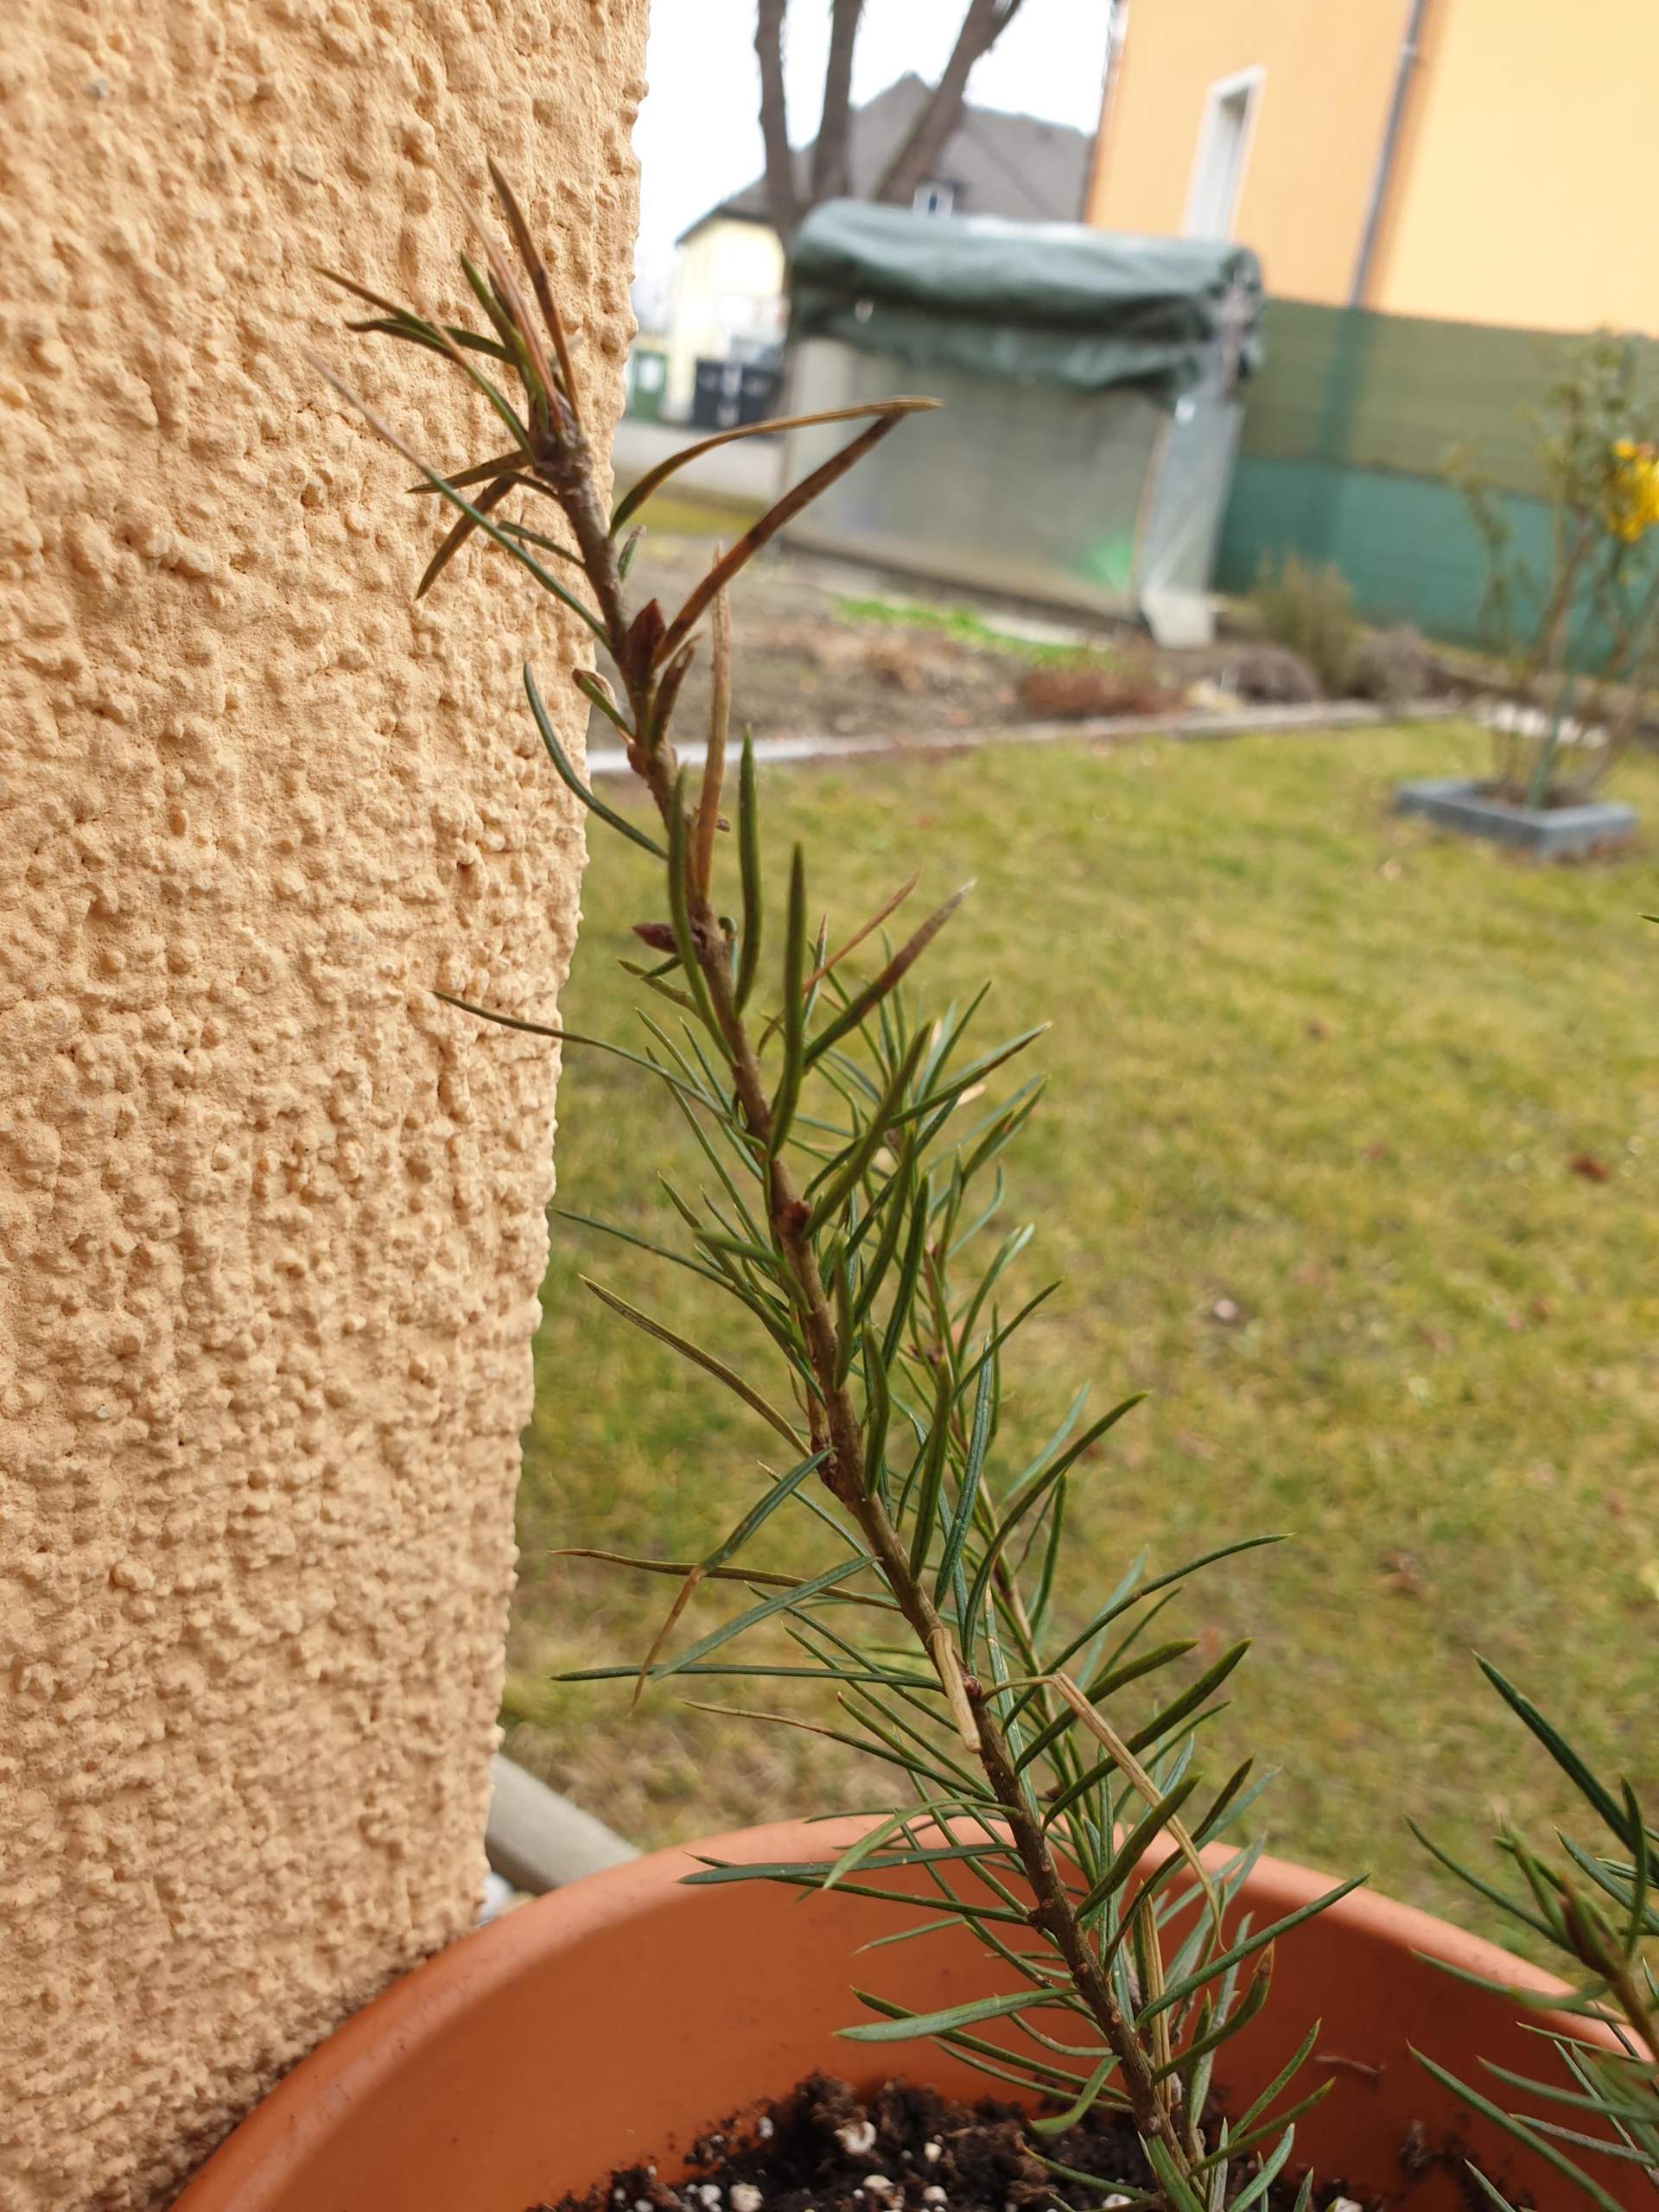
[874,0,1027,209]
[810,0,866,206]
[755,0,802,238]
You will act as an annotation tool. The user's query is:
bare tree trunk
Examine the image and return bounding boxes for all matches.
[873,0,1026,207]
[810,0,865,206]
[755,0,801,238]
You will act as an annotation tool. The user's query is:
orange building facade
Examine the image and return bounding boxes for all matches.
[1088,0,1657,334]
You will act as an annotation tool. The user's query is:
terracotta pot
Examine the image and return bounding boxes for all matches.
[175,1819,1635,2212]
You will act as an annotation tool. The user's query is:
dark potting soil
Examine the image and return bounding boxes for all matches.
[537,2073,1390,2212]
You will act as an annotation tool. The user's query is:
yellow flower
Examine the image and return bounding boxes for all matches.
[1603,438,1659,544]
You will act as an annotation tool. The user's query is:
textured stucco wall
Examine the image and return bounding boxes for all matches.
[0,3,645,2207]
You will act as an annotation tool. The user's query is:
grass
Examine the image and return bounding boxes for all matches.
[831,593,1116,664]
[504,720,1658,1943]
[611,480,764,539]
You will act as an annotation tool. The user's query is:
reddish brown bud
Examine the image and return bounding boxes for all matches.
[622,597,665,677]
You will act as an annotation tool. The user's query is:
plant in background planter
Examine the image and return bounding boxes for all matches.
[175,184,1646,2212]
[1399,332,1659,857]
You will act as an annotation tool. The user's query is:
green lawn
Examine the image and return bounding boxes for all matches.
[504,721,1658,1942]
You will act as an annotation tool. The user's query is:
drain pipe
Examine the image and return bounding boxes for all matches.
[1349,0,1432,307]
[1083,0,1130,218]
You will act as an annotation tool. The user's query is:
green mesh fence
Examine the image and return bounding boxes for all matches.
[1216,302,1653,647]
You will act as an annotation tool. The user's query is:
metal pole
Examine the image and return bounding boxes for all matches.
[1083,0,1130,219]
[1349,0,1432,308]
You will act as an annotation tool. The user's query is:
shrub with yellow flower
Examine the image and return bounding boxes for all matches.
[1447,329,1659,804]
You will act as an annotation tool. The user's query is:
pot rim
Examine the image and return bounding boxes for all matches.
[177,1817,1592,2209]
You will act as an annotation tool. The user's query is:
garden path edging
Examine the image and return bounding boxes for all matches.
[582,697,1450,779]
[484,1755,637,1897]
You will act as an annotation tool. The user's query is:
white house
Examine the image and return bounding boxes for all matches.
[659,73,1092,422]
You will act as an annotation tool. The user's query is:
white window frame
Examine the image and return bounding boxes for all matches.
[1182,66,1264,241]
[912,179,957,217]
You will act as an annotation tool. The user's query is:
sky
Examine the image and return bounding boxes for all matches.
[632,1,1114,313]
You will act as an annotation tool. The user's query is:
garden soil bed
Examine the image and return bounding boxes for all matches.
[548,2072,1420,2212]
[601,538,1355,749]
[602,538,1062,743]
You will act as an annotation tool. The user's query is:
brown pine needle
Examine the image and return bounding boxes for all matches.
[762,872,922,1046]
[613,396,941,536]
[931,1625,981,1752]
[1051,1672,1223,1935]
[655,404,940,666]
[632,1565,706,1710]
[487,158,582,426]
[693,574,731,901]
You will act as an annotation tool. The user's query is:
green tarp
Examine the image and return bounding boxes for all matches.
[788,200,1263,399]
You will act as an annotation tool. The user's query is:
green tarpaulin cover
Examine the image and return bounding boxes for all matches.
[789,200,1263,398]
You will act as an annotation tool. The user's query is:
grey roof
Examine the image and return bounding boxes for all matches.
[681,73,1091,240]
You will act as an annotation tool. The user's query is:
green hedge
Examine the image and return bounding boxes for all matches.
[1217,302,1650,648]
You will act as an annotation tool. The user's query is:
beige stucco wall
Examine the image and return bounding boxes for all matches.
[0,3,645,2208]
